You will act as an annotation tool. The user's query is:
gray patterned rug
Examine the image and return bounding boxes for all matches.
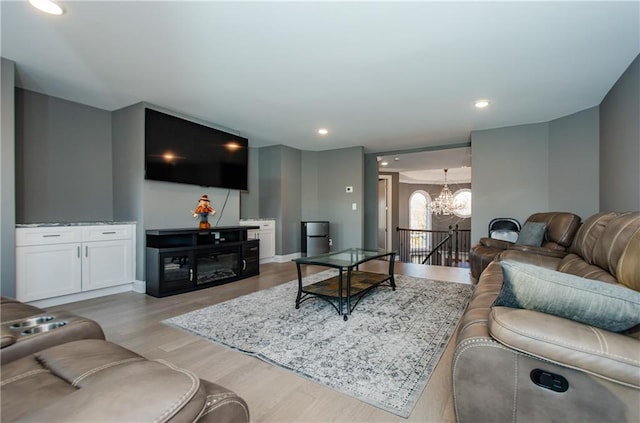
[164,270,473,418]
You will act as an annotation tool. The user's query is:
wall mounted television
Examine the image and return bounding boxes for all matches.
[145,108,248,191]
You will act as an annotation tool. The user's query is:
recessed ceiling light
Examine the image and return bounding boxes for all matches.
[475,100,490,109]
[29,0,65,15]
[317,128,329,135]
[381,161,389,166]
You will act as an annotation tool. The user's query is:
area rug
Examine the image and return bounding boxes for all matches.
[163,270,473,418]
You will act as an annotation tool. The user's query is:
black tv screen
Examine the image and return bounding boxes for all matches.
[145,108,248,190]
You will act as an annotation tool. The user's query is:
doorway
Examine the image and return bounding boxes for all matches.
[378,175,392,252]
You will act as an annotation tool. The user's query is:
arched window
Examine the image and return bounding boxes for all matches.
[409,190,432,230]
[452,189,472,218]
[409,190,432,263]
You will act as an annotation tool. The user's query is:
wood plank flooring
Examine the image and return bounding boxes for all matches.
[48,261,472,423]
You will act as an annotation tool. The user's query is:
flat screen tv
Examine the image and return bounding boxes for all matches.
[145,108,248,190]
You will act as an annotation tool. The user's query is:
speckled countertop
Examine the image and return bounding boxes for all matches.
[16,221,137,228]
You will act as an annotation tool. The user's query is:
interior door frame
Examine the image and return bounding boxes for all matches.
[378,174,393,252]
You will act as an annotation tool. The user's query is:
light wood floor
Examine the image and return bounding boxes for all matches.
[49,261,472,423]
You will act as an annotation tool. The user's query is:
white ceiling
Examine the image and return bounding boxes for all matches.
[379,147,472,184]
[2,1,639,165]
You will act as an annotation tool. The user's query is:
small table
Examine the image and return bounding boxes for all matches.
[293,249,396,321]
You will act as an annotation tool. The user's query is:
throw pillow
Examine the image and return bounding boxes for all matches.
[494,260,640,332]
[515,222,546,246]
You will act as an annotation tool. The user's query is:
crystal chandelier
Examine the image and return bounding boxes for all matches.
[431,169,464,215]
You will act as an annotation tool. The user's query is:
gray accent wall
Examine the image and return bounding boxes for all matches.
[600,54,640,211]
[315,147,364,250]
[301,150,320,219]
[1,58,16,297]
[281,146,303,254]
[258,145,302,256]
[471,123,550,244]
[470,108,601,244]
[363,153,379,250]
[240,147,260,218]
[112,103,146,280]
[548,106,600,218]
[15,89,114,223]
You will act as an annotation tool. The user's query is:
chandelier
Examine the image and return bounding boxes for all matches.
[431,169,464,215]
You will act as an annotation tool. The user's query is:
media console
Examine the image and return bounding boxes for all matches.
[145,226,259,297]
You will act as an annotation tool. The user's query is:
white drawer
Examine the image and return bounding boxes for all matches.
[16,227,82,246]
[240,220,275,229]
[82,225,133,242]
[258,221,275,229]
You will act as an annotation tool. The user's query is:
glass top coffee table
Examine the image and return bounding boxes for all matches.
[293,248,396,321]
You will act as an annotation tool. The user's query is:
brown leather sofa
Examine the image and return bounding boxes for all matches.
[469,211,582,279]
[453,211,640,423]
[1,300,249,423]
[1,297,105,364]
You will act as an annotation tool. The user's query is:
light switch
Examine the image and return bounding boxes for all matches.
[352,203,357,210]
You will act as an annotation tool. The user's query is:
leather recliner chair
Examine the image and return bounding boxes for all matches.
[1,296,105,364]
[469,211,582,279]
[454,211,640,423]
[1,298,250,423]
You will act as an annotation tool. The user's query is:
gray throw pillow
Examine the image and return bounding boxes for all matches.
[515,222,546,246]
[494,260,640,332]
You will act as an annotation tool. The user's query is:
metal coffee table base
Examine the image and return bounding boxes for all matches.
[294,249,396,321]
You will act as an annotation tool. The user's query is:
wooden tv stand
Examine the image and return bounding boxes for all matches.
[145,226,259,297]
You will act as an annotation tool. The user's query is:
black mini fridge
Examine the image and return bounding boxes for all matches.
[301,221,330,257]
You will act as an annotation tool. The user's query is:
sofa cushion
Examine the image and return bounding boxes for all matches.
[515,222,546,246]
[494,260,640,332]
[1,339,250,423]
[489,307,640,388]
[525,212,581,250]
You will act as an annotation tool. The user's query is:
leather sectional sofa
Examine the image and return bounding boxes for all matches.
[469,212,582,279]
[453,211,640,423]
[1,298,249,423]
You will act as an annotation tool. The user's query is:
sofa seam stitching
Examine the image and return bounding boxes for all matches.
[152,359,199,423]
[492,312,639,365]
[72,357,144,386]
[0,369,49,386]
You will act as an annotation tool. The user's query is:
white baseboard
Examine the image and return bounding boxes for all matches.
[272,253,301,263]
[26,283,137,309]
[132,279,146,293]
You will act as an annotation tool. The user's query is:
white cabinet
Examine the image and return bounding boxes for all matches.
[16,224,135,303]
[81,225,134,291]
[240,219,276,261]
[16,243,83,302]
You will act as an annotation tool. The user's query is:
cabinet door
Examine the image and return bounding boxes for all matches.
[259,230,276,259]
[157,252,194,295]
[242,241,260,276]
[16,244,82,302]
[82,239,133,291]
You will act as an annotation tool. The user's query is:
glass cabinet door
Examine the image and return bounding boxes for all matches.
[162,254,191,282]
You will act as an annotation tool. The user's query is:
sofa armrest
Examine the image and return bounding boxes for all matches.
[489,307,640,388]
[508,244,568,258]
[479,237,513,249]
